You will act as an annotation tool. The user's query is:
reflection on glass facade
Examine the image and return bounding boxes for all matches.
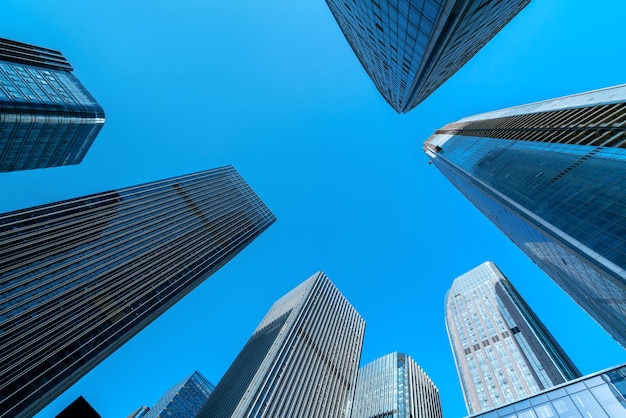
[425,84,626,348]
[144,371,214,418]
[0,166,275,418]
[325,0,529,113]
[471,364,626,418]
[351,352,442,418]
[0,38,104,172]
[197,272,366,418]
[445,262,580,415]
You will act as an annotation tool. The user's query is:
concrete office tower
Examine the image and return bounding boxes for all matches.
[351,352,442,418]
[425,84,626,348]
[470,364,626,418]
[143,371,214,418]
[0,38,104,172]
[445,262,580,415]
[0,166,275,418]
[325,0,530,113]
[197,272,366,418]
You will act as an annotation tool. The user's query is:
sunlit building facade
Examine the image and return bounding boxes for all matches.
[351,352,442,418]
[144,371,214,418]
[0,166,275,418]
[445,262,580,415]
[0,37,104,172]
[471,364,626,418]
[325,0,530,112]
[197,271,365,418]
[425,84,626,348]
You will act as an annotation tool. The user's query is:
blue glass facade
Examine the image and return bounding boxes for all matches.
[445,262,580,414]
[325,0,529,112]
[351,352,442,418]
[0,166,275,418]
[0,38,104,172]
[471,364,626,418]
[144,371,214,418]
[425,85,626,348]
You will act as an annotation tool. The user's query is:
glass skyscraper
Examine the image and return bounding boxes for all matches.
[351,352,442,418]
[445,262,580,415]
[142,371,214,418]
[197,271,366,418]
[0,37,104,172]
[0,166,275,418]
[425,84,626,348]
[470,364,626,418]
[325,0,530,112]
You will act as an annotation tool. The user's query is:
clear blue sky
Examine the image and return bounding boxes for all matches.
[1,1,624,417]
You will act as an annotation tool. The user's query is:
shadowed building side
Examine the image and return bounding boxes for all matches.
[197,272,366,418]
[0,166,275,417]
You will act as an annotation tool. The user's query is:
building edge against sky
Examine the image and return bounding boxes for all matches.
[196,271,365,418]
[445,262,580,415]
[0,37,104,172]
[0,166,275,418]
[426,84,626,348]
[351,352,442,418]
[325,0,530,113]
[469,363,626,418]
[141,370,214,418]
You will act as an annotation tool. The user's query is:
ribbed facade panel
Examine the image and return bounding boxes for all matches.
[325,0,529,113]
[0,38,104,172]
[351,352,442,418]
[425,84,626,348]
[197,272,366,418]
[145,371,215,418]
[445,262,579,415]
[0,166,275,417]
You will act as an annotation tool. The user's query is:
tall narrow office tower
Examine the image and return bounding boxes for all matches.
[444,262,580,415]
[351,352,443,418]
[0,37,104,172]
[325,0,530,113]
[143,371,215,418]
[425,84,626,347]
[0,166,275,418]
[197,272,366,418]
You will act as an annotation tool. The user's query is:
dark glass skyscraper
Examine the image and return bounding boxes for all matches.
[425,84,626,348]
[351,352,442,418]
[445,262,579,414]
[143,371,214,418]
[325,0,530,112]
[0,37,104,172]
[197,271,366,418]
[0,166,275,418]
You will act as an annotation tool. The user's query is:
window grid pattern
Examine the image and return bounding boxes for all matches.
[445,263,579,415]
[325,0,529,113]
[0,40,104,172]
[438,102,626,149]
[471,365,626,418]
[197,272,366,418]
[0,166,275,418]
[351,352,443,418]
[145,371,215,418]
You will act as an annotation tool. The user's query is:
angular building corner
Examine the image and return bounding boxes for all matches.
[0,37,105,172]
[351,352,443,418]
[325,0,530,113]
[426,84,626,348]
[0,166,275,417]
[196,271,366,418]
[445,262,580,414]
